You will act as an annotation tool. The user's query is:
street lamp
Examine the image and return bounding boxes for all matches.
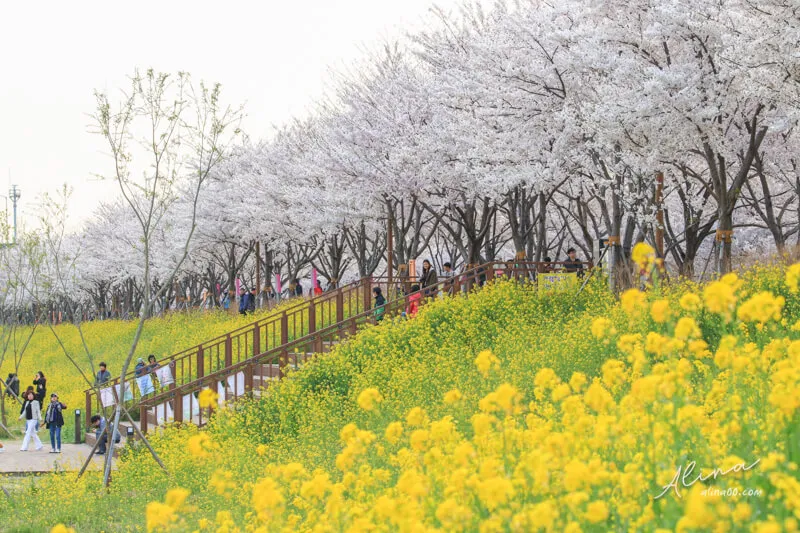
[8,185,20,244]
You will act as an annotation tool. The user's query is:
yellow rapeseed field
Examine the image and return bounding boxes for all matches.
[0,298,307,436]
[5,252,800,532]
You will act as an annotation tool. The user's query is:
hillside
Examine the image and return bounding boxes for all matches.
[3,265,799,531]
[0,299,303,436]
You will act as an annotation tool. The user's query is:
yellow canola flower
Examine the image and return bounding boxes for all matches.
[146,489,188,533]
[674,317,701,341]
[385,422,403,445]
[145,502,175,533]
[631,242,656,271]
[650,299,671,324]
[409,429,429,451]
[165,488,190,511]
[50,526,76,533]
[679,292,702,312]
[620,289,647,316]
[443,389,463,404]
[703,280,737,320]
[216,511,234,528]
[187,433,213,458]
[357,388,383,411]
[787,263,800,293]
[474,349,500,377]
[585,500,610,523]
[591,317,616,339]
[198,388,219,409]
[737,291,785,324]
[436,498,473,530]
[479,383,522,414]
[569,372,588,393]
[406,407,428,427]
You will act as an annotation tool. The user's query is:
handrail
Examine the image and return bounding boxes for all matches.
[83,275,376,420]
[136,260,592,432]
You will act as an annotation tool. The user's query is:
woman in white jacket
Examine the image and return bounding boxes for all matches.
[19,390,44,451]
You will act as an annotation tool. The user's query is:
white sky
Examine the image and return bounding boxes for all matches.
[0,0,462,232]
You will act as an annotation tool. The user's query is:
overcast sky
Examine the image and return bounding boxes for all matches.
[0,0,463,232]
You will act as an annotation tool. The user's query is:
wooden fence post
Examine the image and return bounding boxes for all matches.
[85,390,92,426]
[244,364,254,394]
[279,312,289,379]
[363,279,372,315]
[173,390,183,424]
[197,347,205,379]
[336,290,344,324]
[140,404,148,434]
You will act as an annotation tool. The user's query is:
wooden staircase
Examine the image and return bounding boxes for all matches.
[87,261,589,434]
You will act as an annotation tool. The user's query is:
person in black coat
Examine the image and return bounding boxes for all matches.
[44,393,67,453]
[420,260,438,297]
[5,373,19,398]
[563,247,585,277]
[373,287,386,322]
[33,371,46,406]
[248,288,257,312]
[238,288,250,315]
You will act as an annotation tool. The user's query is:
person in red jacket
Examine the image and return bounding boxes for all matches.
[405,284,422,318]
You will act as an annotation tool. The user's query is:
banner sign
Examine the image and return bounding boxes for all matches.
[538,272,578,293]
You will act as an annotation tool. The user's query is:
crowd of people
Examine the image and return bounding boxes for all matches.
[178,251,588,318]
[0,363,127,455]
[0,253,587,454]
[0,371,67,453]
[370,252,587,322]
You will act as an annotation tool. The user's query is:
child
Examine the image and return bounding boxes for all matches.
[405,284,422,318]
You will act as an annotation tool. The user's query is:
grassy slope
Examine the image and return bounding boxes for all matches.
[0,299,303,438]
[0,278,616,531]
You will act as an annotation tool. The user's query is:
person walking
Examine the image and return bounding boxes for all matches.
[420,260,438,298]
[248,288,257,313]
[405,284,422,318]
[147,354,160,373]
[44,393,66,453]
[33,371,46,406]
[373,287,386,322]
[563,248,585,277]
[441,262,455,295]
[420,260,438,289]
[222,290,232,311]
[292,279,303,297]
[238,288,250,316]
[134,358,147,377]
[5,373,19,398]
[18,391,43,451]
[95,363,111,386]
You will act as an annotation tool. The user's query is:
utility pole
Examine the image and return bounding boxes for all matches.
[9,185,20,244]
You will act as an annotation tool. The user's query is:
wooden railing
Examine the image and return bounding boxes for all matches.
[84,276,380,422]
[135,260,592,433]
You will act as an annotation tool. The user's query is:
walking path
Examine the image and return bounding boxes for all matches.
[0,441,109,473]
